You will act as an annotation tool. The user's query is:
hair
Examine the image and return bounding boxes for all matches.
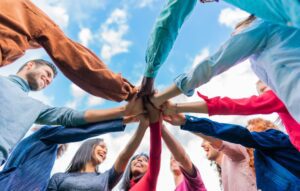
[246,118,277,174]
[119,153,149,191]
[57,144,68,159]
[66,138,104,173]
[17,59,58,77]
[235,14,256,30]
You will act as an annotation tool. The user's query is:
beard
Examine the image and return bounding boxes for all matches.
[26,72,41,91]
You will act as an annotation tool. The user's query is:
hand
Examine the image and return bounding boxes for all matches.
[163,113,186,126]
[123,115,140,124]
[137,77,155,97]
[125,95,144,116]
[144,97,161,123]
[161,101,177,115]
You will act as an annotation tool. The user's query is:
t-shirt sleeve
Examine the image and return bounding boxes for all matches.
[47,173,62,191]
[179,164,207,191]
[107,166,123,190]
[218,142,248,161]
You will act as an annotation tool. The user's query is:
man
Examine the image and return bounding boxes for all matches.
[0,0,135,101]
[0,59,143,164]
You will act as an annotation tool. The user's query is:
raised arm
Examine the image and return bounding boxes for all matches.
[36,96,143,126]
[161,125,194,174]
[114,117,149,173]
[174,19,267,97]
[139,0,197,96]
[180,115,292,150]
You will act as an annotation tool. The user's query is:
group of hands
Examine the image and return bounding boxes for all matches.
[123,80,185,127]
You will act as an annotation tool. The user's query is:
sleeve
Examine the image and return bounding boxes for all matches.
[198,90,287,116]
[40,119,125,144]
[46,174,60,191]
[144,0,197,77]
[147,121,162,184]
[180,164,207,191]
[107,166,123,190]
[134,121,162,190]
[36,105,86,126]
[218,142,247,161]
[181,115,292,150]
[174,20,268,96]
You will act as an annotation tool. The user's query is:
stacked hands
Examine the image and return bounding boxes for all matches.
[123,87,186,126]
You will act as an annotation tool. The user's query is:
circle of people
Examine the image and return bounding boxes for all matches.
[1,0,300,191]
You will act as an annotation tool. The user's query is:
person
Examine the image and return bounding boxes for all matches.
[0,59,143,164]
[140,0,300,124]
[0,0,135,101]
[162,125,207,191]
[0,117,135,190]
[162,80,300,151]
[120,102,162,191]
[47,117,149,191]
[200,0,300,29]
[164,115,300,190]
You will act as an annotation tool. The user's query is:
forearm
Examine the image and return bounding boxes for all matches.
[162,127,193,173]
[114,122,148,172]
[155,84,181,106]
[84,106,125,123]
[176,102,208,114]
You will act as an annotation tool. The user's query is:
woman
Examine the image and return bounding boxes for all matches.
[164,115,300,190]
[46,117,148,191]
[162,80,300,151]
[162,125,206,191]
[120,101,162,191]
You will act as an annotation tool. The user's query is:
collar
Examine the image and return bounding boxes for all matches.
[8,75,30,93]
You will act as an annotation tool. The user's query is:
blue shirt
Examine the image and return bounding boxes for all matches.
[223,0,300,28]
[175,19,300,123]
[181,116,300,190]
[0,119,125,191]
[0,75,86,163]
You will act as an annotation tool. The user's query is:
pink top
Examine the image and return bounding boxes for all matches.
[219,142,257,191]
[175,165,207,191]
[198,90,300,151]
[129,121,162,191]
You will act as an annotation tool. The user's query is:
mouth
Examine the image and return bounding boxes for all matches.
[134,162,143,168]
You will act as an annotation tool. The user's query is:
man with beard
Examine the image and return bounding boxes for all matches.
[0,59,143,165]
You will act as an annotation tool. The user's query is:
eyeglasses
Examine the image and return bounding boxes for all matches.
[199,0,219,3]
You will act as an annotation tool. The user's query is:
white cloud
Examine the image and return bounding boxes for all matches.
[100,8,132,61]
[192,48,210,68]
[87,96,105,107]
[78,28,93,47]
[31,0,69,29]
[137,0,156,8]
[218,8,249,29]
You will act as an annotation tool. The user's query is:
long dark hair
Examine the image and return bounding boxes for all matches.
[119,153,149,191]
[66,138,104,173]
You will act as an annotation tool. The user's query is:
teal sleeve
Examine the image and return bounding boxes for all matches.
[144,0,197,78]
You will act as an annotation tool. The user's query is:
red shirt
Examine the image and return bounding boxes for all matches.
[198,90,300,151]
[129,121,162,191]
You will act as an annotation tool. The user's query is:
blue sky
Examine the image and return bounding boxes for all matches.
[1,1,281,190]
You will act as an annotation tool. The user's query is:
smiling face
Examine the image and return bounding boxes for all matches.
[91,141,107,165]
[201,140,220,161]
[25,63,54,91]
[130,155,149,177]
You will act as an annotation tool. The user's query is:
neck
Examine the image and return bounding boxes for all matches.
[82,161,97,173]
[215,153,223,167]
[16,73,27,82]
[173,173,184,187]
